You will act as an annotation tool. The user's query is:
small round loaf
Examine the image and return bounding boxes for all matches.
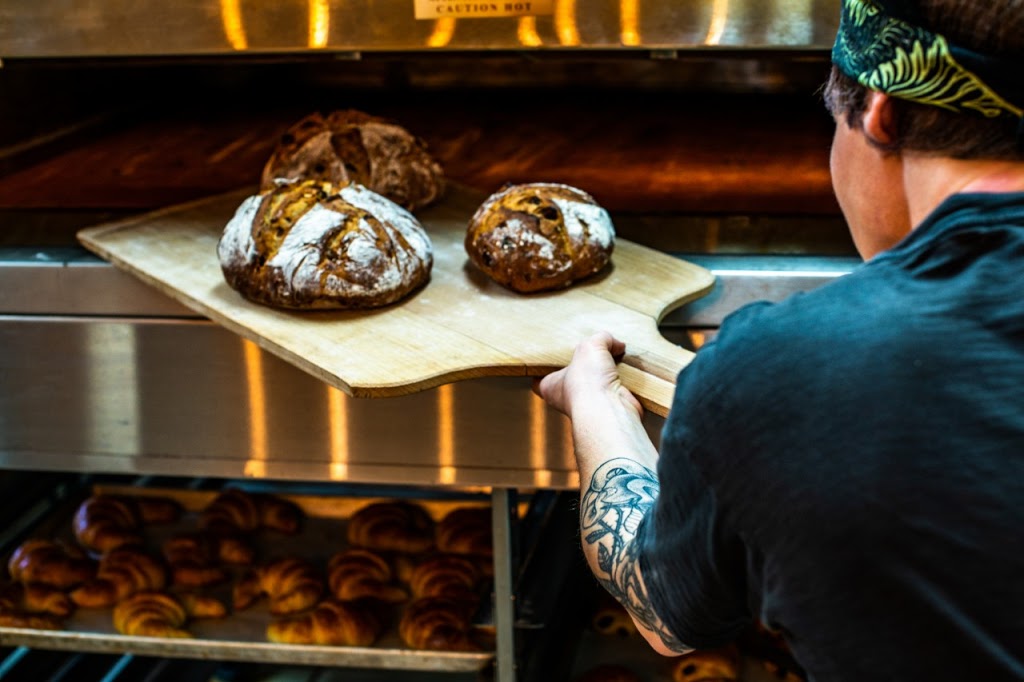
[464,182,615,293]
[218,179,433,310]
[261,110,445,211]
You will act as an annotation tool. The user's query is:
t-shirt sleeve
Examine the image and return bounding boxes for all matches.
[635,310,762,649]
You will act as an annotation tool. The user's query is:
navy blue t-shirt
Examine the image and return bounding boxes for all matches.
[636,193,1024,680]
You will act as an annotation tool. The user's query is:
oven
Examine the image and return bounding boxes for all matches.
[0,2,857,680]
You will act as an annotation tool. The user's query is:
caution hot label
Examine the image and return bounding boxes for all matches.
[414,0,553,19]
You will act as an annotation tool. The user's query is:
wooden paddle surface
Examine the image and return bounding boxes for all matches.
[77,186,714,417]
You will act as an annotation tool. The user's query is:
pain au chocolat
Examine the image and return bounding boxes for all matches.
[218,179,433,310]
[464,183,615,293]
[261,110,445,212]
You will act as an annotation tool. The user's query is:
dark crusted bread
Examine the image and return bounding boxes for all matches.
[464,183,615,293]
[260,110,445,211]
[218,179,433,310]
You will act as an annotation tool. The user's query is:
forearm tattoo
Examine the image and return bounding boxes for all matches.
[580,458,689,653]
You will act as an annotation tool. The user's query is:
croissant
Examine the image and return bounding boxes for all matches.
[346,501,435,554]
[436,507,493,557]
[267,599,381,646]
[399,596,479,651]
[327,549,408,604]
[0,612,63,630]
[672,645,741,682]
[70,548,168,608]
[113,591,190,638]
[408,555,481,603]
[162,535,229,588]
[0,582,74,618]
[178,592,228,620]
[73,496,143,555]
[233,557,323,615]
[7,539,95,589]
[200,489,302,535]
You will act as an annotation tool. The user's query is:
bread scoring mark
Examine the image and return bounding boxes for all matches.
[218,195,264,272]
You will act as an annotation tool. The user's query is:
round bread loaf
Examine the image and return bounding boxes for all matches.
[261,110,444,211]
[464,183,615,293]
[218,179,433,310]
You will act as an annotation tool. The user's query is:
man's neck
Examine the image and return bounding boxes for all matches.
[903,155,1024,228]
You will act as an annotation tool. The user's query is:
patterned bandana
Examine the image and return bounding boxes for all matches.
[832,0,1024,120]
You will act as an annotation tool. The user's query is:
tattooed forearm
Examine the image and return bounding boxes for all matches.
[580,458,689,654]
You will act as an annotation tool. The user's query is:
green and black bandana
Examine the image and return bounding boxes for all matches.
[832,0,1024,120]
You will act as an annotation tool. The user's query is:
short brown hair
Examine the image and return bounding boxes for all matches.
[823,0,1024,160]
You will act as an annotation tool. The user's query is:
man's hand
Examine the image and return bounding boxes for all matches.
[535,331,643,420]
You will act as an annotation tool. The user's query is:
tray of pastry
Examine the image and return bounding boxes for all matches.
[569,596,806,682]
[0,484,505,672]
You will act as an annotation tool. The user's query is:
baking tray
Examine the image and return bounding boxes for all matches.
[0,485,503,672]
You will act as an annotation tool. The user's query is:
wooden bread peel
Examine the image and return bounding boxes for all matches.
[77,185,715,417]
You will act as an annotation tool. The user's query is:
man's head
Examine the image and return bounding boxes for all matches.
[823,0,1024,259]
[824,0,1024,161]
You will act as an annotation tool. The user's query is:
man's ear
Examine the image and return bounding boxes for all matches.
[862,92,898,148]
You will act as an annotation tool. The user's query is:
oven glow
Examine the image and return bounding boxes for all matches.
[219,0,248,50]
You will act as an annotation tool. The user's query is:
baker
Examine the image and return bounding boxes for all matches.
[537,0,1024,678]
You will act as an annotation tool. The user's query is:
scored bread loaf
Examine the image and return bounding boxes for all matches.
[218,179,433,310]
[267,599,381,646]
[261,109,445,211]
[327,549,409,604]
[346,500,436,554]
[465,182,615,293]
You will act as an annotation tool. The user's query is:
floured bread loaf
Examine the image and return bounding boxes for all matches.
[464,183,615,293]
[261,110,445,211]
[218,179,433,310]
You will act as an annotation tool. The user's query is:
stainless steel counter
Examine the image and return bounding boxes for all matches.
[0,248,857,488]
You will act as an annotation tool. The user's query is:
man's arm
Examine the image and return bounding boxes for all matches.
[537,332,692,656]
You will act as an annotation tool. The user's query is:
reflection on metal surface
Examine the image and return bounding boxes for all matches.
[517,16,543,47]
[704,0,729,45]
[619,0,640,46]
[328,385,349,480]
[242,339,267,478]
[687,330,709,350]
[555,0,579,46]
[309,0,331,48]
[438,383,456,485]
[0,0,841,56]
[0,319,586,488]
[529,394,551,488]
[219,0,248,50]
[427,17,457,47]
[84,324,139,455]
